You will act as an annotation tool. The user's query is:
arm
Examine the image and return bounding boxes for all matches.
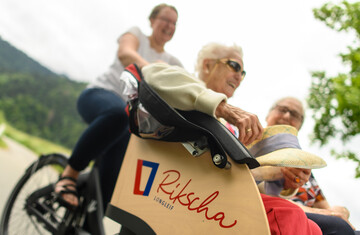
[142,63,263,145]
[117,32,149,69]
[290,201,355,230]
[142,63,227,116]
[313,199,330,209]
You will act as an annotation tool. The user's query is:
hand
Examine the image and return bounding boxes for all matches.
[154,59,167,64]
[329,206,355,230]
[215,101,263,145]
[281,167,311,189]
[331,206,350,219]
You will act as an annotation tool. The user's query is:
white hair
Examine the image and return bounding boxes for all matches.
[194,42,244,80]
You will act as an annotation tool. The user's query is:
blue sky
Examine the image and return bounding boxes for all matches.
[1,0,359,228]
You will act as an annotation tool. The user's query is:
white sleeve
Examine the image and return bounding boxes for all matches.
[118,26,142,42]
[142,63,227,117]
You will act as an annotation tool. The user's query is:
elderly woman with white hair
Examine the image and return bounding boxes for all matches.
[144,42,262,145]
[142,42,322,234]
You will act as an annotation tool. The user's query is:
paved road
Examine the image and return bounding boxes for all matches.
[0,136,120,234]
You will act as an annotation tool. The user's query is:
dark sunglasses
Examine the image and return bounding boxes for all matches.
[217,58,246,80]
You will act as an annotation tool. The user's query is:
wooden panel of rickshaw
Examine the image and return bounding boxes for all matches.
[109,135,270,235]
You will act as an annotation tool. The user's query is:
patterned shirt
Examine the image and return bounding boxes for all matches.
[291,173,326,207]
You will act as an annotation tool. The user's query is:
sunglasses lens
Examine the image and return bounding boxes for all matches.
[241,71,246,79]
[227,60,241,72]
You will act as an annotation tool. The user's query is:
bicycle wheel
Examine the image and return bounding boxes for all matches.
[0,153,68,235]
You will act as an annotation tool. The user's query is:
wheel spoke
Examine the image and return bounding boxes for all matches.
[1,154,68,235]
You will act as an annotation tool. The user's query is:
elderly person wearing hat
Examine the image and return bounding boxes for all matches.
[256,97,312,197]
[143,42,322,234]
[264,97,358,234]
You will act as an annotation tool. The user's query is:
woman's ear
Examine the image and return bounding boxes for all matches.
[202,59,212,74]
[150,18,155,28]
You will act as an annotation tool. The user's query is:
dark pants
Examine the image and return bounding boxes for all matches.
[68,88,130,209]
[306,212,356,235]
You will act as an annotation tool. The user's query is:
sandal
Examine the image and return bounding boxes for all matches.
[53,176,79,210]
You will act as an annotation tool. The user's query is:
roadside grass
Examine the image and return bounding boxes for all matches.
[0,111,71,155]
[4,125,71,155]
[0,111,8,148]
[0,137,6,148]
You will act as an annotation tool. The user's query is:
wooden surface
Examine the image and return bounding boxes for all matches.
[110,135,270,234]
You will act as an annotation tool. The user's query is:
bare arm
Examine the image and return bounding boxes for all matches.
[313,199,331,209]
[292,201,355,230]
[117,33,149,69]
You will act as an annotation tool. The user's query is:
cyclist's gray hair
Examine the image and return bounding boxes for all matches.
[195,42,244,80]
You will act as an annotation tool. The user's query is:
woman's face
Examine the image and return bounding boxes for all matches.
[150,7,178,45]
[203,53,244,98]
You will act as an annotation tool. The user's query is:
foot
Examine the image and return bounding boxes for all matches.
[54,176,79,208]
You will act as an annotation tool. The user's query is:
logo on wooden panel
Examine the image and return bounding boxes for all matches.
[133,159,237,228]
[133,159,159,196]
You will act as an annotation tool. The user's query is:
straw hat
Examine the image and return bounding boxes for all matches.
[247,125,327,170]
[246,125,327,197]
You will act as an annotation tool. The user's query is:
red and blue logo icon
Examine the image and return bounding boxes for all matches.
[133,159,159,196]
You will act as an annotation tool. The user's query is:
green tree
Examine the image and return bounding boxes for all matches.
[308,1,360,178]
